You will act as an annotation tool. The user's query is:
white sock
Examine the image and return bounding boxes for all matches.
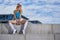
[9,22,16,34]
[13,29,16,34]
[23,21,28,34]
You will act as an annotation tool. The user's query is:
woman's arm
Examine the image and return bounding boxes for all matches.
[14,10,16,20]
[20,10,22,19]
[20,8,22,19]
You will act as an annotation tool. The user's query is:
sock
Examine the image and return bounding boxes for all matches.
[9,22,16,34]
[23,21,28,34]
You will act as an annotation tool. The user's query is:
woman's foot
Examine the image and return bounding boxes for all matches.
[13,30,17,34]
[19,31,23,34]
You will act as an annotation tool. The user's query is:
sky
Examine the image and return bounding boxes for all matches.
[0,0,60,24]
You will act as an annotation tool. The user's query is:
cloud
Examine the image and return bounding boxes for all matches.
[0,5,16,14]
[0,0,60,24]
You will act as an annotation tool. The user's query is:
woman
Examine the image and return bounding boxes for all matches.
[9,3,28,34]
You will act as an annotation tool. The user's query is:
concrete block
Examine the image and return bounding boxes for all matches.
[0,24,1,34]
[0,34,25,40]
[11,34,25,40]
[0,34,11,40]
[41,24,52,34]
[27,23,42,34]
[1,24,8,34]
[55,34,60,40]
[53,24,60,34]
[26,34,54,40]
[26,23,52,34]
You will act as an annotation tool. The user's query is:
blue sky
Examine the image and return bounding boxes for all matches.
[0,0,60,24]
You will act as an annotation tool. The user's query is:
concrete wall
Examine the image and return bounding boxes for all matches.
[53,24,60,34]
[0,23,60,40]
[26,23,52,34]
[0,34,25,40]
[0,24,1,34]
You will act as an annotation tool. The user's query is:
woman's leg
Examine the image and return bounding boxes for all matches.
[19,20,28,34]
[23,20,28,34]
[8,20,17,34]
[19,24,24,34]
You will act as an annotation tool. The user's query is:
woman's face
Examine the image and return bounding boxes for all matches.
[16,6,22,11]
[18,6,22,10]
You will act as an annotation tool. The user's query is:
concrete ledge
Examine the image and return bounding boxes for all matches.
[26,23,52,34]
[26,34,54,40]
[54,34,60,40]
[41,24,52,34]
[0,24,1,34]
[0,34,25,40]
[1,24,8,34]
[53,24,60,34]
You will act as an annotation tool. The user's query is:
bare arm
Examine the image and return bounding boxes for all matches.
[14,10,16,20]
[20,10,22,19]
[20,7,22,19]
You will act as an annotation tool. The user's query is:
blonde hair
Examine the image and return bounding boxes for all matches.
[17,3,21,7]
[16,3,22,9]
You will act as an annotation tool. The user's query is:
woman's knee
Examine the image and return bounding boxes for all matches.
[8,21,11,24]
[9,20,16,24]
[21,20,26,25]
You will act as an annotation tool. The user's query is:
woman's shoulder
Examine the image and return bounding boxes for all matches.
[14,10,16,13]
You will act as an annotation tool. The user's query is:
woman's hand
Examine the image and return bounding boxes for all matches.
[16,19,26,25]
[16,19,21,25]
